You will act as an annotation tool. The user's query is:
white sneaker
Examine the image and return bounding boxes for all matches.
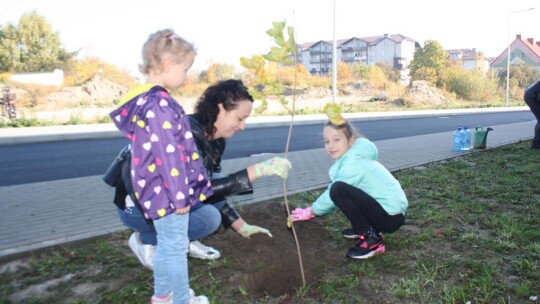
[188,241,221,260]
[150,293,172,304]
[128,232,155,270]
[189,294,209,304]
[151,290,202,304]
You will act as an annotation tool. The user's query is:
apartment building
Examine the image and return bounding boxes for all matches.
[298,33,420,81]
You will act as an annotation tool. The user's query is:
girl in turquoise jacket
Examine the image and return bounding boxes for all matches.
[291,108,407,259]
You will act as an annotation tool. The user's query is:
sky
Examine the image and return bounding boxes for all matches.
[2,0,539,76]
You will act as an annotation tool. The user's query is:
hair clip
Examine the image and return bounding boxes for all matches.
[167,33,181,41]
[323,103,346,125]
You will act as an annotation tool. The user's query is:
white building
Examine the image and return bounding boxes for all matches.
[447,48,491,74]
[299,33,420,82]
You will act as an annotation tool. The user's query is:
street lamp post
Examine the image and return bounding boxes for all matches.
[506,7,535,107]
[332,0,337,104]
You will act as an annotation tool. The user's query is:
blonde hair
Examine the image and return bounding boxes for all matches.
[139,29,196,75]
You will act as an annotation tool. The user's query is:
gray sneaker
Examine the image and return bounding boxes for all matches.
[188,241,221,260]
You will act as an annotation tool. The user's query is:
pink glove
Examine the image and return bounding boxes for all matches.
[291,207,315,222]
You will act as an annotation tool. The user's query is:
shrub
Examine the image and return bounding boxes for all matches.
[63,58,135,88]
[443,67,497,102]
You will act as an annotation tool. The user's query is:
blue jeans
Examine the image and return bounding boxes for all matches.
[153,212,190,303]
[117,200,223,245]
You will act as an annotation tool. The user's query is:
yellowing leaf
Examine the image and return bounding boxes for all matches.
[323,103,346,125]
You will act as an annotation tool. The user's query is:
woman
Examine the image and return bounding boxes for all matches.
[111,79,291,269]
[524,79,540,150]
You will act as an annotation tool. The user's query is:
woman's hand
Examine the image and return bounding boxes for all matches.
[238,223,273,238]
[232,219,273,238]
[253,157,292,179]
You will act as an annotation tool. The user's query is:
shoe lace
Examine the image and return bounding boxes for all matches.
[143,244,156,261]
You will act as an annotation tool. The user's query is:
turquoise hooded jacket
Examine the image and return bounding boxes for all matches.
[312,137,408,216]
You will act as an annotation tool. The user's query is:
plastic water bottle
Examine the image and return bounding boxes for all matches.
[462,126,471,151]
[453,127,462,152]
[459,128,466,151]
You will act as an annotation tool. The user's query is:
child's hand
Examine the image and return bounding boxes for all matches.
[291,207,315,222]
[254,157,292,179]
[238,223,273,239]
[175,205,191,214]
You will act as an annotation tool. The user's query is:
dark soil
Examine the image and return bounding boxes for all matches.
[189,200,345,303]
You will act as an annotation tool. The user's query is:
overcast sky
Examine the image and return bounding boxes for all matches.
[2,0,539,75]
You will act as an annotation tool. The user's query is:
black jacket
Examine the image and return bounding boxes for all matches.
[111,114,253,228]
[524,79,540,102]
[188,115,253,204]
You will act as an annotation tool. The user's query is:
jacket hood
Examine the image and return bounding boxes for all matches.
[110,84,163,137]
[349,137,378,160]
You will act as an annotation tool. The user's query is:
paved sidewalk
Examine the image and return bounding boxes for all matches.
[0,111,534,261]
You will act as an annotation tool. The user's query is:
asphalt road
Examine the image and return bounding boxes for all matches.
[0,110,534,186]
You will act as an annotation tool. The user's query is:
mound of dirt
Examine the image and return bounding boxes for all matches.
[46,76,128,107]
[190,200,344,302]
[257,81,379,115]
[404,80,452,107]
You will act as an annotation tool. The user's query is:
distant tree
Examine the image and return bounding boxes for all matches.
[63,57,135,87]
[476,51,486,62]
[204,62,237,84]
[410,40,448,87]
[367,65,391,90]
[337,62,353,84]
[498,63,540,90]
[410,66,438,84]
[442,62,498,102]
[0,24,22,72]
[350,63,370,80]
[240,54,269,101]
[274,63,310,87]
[0,11,75,73]
[497,64,540,100]
[375,63,400,83]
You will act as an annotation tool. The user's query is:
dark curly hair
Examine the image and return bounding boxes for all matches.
[193,79,254,138]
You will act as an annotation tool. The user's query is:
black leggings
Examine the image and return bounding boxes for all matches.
[330,181,405,234]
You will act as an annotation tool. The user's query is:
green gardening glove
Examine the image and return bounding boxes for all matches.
[254,157,292,179]
[238,223,273,239]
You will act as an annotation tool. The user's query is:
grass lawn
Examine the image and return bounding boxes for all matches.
[1,141,539,303]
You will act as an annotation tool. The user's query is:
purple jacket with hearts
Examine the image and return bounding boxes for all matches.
[109,84,213,220]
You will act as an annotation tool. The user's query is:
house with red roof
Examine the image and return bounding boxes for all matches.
[491,34,540,73]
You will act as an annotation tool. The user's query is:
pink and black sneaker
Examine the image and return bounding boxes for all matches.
[346,231,385,259]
